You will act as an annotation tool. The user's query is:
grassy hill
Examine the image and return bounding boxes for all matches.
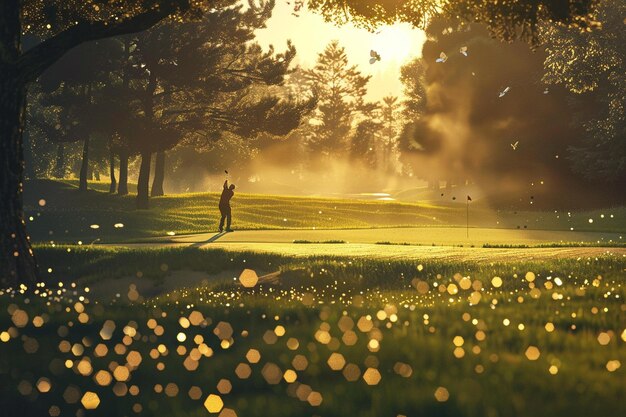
[23,179,626,243]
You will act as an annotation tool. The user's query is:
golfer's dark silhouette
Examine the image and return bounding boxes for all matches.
[219,180,235,232]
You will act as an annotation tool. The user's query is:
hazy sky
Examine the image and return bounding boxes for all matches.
[254,1,426,101]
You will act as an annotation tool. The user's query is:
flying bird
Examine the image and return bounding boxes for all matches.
[511,141,519,150]
[498,86,511,98]
[435,52,448,63]
[459,46,468,56]
[369,50,381,64]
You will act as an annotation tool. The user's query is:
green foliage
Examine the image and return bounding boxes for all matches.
[307,0,602,45]
[542,0,626,182]
[400,57,427,121]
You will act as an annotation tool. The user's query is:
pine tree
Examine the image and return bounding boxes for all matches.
[304,41,375,155]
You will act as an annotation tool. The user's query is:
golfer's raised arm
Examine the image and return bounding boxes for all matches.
[223,180,228,189]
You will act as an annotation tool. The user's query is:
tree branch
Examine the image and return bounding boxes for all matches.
[18,1,191,84]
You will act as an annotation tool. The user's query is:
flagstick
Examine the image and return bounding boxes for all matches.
[466,198,469,239]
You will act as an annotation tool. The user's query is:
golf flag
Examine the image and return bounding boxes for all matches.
[467,195,472,201]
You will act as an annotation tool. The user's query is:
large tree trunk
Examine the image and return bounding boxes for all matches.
[79,136,90,191]
[109,147,117,194]
[151,150,165,197]
[0,3,39,286]
[138,71,158,207]
[118,149,129,195]
[136,151,152,209]
[54,143,65,178]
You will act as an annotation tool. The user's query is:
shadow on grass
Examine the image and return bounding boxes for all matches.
[190,231,228,247]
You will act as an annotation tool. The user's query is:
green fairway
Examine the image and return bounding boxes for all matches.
[24,180,626,244]
[157,226,625,247]
[1,246,624,417]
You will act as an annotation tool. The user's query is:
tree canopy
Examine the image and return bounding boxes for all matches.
[542,0,625,182]
[308,0,601,44]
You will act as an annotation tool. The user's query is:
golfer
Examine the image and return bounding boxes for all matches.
[219,180,235,232]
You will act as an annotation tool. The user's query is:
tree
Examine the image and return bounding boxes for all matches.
[379,96,402,172]
[400,58,427,121]
[542,0,625,183]
[303,41,375,155]
[397,57,436,185]
[350,119,381,168]
[112,3,312,208]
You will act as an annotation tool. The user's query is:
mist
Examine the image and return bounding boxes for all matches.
[163,136,420,199]
[397,19,625,208]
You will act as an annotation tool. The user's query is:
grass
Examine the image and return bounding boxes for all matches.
[23,179,626,243]
[1,246,624,416]
[376,241,412,245]
[292,240,346,244]
[483,242,626,248]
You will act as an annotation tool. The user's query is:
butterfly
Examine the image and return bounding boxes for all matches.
[498,86,510,98]
[369,50,381,64]
[290,0,304,17]
[435,52,448,63]
[543,88,549,94]
[292,1,304,12]
[459,46,468,57]
[511,141,519,150]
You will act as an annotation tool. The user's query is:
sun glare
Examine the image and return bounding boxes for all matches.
[370,24,422,64]
[255,3,425,100]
